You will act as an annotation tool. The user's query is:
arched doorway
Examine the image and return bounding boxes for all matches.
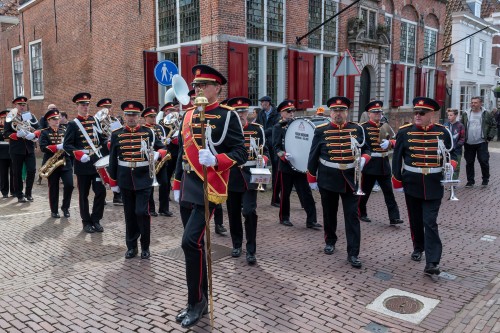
[359,67,371,121]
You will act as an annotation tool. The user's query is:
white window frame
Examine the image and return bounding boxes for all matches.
[360,7,377,40]
[423,27,438,67]
[404,66,415,106]
[478,40,485,74]
[400,19,417,65]
[11,46,24,98]
[425,69,435,99]
[28,39,44,100]
[460,85,475,111]
[465,38,473,72]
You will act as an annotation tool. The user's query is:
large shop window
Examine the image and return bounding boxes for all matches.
[29,40,43,98]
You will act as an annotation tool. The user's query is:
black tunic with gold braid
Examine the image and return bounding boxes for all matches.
[360,121,391,176]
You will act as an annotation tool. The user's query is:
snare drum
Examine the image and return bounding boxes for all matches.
[94,155,111,186]
[284,117,329,173]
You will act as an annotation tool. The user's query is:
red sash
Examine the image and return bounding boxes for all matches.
[182,109,229,204]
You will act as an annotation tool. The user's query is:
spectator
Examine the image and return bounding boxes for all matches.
[444,108,465,181]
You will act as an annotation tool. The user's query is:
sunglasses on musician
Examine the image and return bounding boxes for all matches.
[413,110,428,116]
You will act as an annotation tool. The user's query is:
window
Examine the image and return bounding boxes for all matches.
[460,85,475,111]
[400,20,416,64]
[478,40,485,74]
[248,47,260,104]
[465,38,473,72]
[266,49,278,103]
[158,0,200,47]
[247,46,284,105]
[322,57,332,104]
[11,47,24,97]
[384,15,393,61]
[308,0,338,51]
[404,66,414,105]
[360,7,377,40]
[247,0,284,43]
[423,28,437,67]
[425,69,435,99]
[29,40,43,98]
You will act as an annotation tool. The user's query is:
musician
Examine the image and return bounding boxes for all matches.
[172,64,247,328]
[3,96,40,203]
[0,110,14,198]
[358,101,403,225]
[63,93,108,233]
[392,97,457,276]
[142,106,170,217]
[39,109,73,218]
[108,101,168,259]
[272,100,320,229]
[97,98,124,125]
[226,97,269,264]
[307,97,370,268]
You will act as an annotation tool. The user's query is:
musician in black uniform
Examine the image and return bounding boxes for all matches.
[272,100,320,229]
[39,109,74,218]
[108,101,167,259]
[307,97,370,268]
[392,97,457,276]
[0,110,14,198]
[358,100,403,225]
[226,97,269,264]
[63,93,108,233]
[172,65,247,328]
[3,96,40,203]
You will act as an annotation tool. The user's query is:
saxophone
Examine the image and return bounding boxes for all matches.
[39,150,66,178]
[155,150,172,174]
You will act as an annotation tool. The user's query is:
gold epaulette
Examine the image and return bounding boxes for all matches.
[250,122,263,128]
[359,121,368,126]
[399,123,413,129]
[434,122,445,127]
[316,122,328,128]
[220,104,235,111]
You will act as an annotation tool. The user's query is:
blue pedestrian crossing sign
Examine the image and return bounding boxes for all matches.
[154,60,179,86]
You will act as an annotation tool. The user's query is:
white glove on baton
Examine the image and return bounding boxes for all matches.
[25,133,35,141]
[174,190,180,202]
[111,186,120,193]
[56,143,64,150]
[199,149,217,167]
[380,139,390,150]
[80,154,90,163]
[309,182,319,191]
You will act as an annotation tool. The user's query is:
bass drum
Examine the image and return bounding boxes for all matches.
[284,117,329,173]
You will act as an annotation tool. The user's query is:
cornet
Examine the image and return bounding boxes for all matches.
[437,136,459,201]
[141,138,159,187]
[350,132,365,196]
[249,136,267,191]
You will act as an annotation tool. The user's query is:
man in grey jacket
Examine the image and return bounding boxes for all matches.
[461,96,496,187]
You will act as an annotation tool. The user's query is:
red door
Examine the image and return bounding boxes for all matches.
[296,52,314,109]
[143,51,159,108]
[181,45,199,85]
[227,42,249,98]
[391,64,405,107]
[435,70,447,107]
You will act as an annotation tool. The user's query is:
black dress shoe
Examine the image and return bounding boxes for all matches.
[348,255,362,268]
[26,196,34,202]
[18,196,28,203]
[113,194,123,206]
[215,224,227,235]
[465,181,474,188]
[181,296,208,328]
[231,247,242,258]
[141,249,150,259]
[83,225,95,233]
[324,244,335,255]
[51,212,61,218]
[159,211,173,217]
[246,253,256,265]
[176,304,209,322]
[306,222,322,230]
[390,218,404,225]
[93,222,104,232]
[411,250,423,261]
[360,215,371,222]
[424,263,440,275]
[271,202,280,208]
[62,209,70,218]
[150,211,158,217]
[2,194,8,198]
[125,248,138,259]
[482,180,489,186]
[280,219,293,227]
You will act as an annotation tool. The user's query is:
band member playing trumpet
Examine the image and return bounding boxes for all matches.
[108,101,168,259]
[39,109,74,218]
[0,110,14,198]
[392,97,457,276]
[3,96,40,203]
[63,93,108,233]
[307,97,370,268]
[358,100,403,225]
[172,65,247,328]
[226,97,269,265]
[272,100,320,229]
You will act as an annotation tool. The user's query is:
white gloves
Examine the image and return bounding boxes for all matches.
[199,149,217,167]
[359,157,366,171]
[153,151,160,162]
[285,153,292,161]
[166,138,172,145]
[56,143,64,150]
[174,190,180,202]
[394,187,404,192]
[111,186,120,193]
[380,139,390,150]
[17,129,27,138]
[25,133,35,141]
[80,154,90,163]
[309,182,319,191]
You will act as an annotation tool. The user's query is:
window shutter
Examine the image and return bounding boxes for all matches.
[434,69,447,106]
[287,49,298,103]
[337,76,355,102]
[180,45,199,85]
[143,51,159,108]
[296,52,314,109]
[227,42,249,98]
[415,67,427,97]
[391,64,405,107]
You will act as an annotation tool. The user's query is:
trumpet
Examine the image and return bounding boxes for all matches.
[437,136,459,201]
[350,133,365,196]
[141,138,159,187]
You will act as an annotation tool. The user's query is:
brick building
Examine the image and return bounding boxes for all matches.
[0,0,448,127]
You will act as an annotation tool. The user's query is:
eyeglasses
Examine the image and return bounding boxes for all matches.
[284,110,295,113]
[414,111,427,116]
[192,82,214,89]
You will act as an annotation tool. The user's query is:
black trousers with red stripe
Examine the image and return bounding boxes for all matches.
[122,187,152,251]
[226,189,258,254]
[76,174,106,227]
[11,153,36,199]
[278,170,317,224]
[404,194,442,265]
[47,167,74,213]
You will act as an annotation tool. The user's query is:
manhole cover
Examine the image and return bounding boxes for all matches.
[161,243,232,261]
[384,296,424,314]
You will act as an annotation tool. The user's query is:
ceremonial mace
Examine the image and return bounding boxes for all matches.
[194,89,215,329]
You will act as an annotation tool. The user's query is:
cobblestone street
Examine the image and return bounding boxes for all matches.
[0,145,499,332]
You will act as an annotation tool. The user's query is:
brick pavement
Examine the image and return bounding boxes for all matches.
[0,145,499,332]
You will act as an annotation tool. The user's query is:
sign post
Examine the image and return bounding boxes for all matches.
[332,49,361,98]
[154,60,179,87]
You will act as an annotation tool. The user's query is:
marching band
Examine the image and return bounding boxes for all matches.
[1,63,460,328]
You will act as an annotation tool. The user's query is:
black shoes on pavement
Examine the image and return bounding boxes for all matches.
[231,247,242,258]
[141,249,150,259]
[348,256,362,268]
[18,196,27,203]
[465,182,474,188]
[175,301,209,323]
[411,250,423,262]
[306,222,322,230]
[62,209,70,218]
[93,222,104,232]
[83,225,95,233]
[125,248,138,259]
[159,211,173,217]
[424,263,440,275]
[390,218,404,225]
[215,224,227,235]
[51,212,60,218]
[180,296,208,328]
[271,202,280,208]
[324,244,335,255]
[360,215,371,222]
[150,211,158,217]
[246,253,257,265]
[482,180,489,187]
[280,219,293,227]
